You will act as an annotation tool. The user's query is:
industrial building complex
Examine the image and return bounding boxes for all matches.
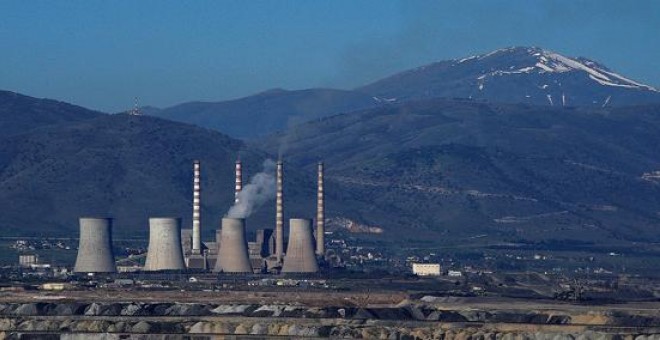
[72,159,325,275]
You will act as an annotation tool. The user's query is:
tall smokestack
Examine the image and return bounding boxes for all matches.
[316,162,325,256]
[235,158,242,204]
[192,160,201,255]
[275,160,284,263]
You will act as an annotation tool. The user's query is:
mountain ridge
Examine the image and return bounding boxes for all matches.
[2,44,660,245]
[257,98,660,244]
[0,113,272,235]
[148,88,383,139]
[0,105,385,238]
[358,46,660,108]
[0,90,103,136]
[144,46,660,138]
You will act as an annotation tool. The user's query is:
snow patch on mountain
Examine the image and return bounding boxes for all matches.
[359,46,660,107]
[373,96,397,103]
[458,55,478,63]
[467,47,658,92]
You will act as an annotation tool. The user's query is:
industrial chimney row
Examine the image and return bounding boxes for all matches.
[73,158,325,274]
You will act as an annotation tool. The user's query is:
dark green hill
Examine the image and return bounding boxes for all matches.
[257,100,660,244]
[0,90,102,136]
[0,113,359,237]
[4,88,660,247]
[149,88,382,139]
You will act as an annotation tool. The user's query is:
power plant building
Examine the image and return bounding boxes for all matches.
[175,158,325,275]
[74,217,117,273]
[412,263,441,276]
[144,218,186,271]
[248,228,275,273]
[19,254,39,267]
[249,228,274,258]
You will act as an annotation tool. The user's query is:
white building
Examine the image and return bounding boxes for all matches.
[412,263,441,276]
[447,270,463,277]
[19,254,38,267]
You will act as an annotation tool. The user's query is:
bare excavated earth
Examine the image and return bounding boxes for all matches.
[0,290,658,339]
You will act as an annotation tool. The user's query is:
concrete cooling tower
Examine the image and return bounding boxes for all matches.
[144,218,186,271]
[214,218,252,273]
[74,217,116,273]
[282,218,319,273]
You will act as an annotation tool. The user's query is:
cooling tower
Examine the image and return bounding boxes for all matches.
[144,218,186,271]
[192,160,201,255]
[282,218,319,273]
[235,158,242,204]
[214,218,252,273]
[316,162,325,256]
[275,160,284,263]
[74,217,116,273]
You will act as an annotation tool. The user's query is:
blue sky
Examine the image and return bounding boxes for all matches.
[1,1,658,112]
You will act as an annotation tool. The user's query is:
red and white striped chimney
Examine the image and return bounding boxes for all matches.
[275,160,284,263]
[192,160,201,254]
[316,162,325,256]
[235,158,242,204]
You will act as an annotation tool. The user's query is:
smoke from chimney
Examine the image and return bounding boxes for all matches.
[226,159,276,219]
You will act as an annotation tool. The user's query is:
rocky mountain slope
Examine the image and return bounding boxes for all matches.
[258,99,660,244]
[358,46,660,108]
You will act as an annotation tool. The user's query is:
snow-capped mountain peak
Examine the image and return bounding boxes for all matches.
[464,47,657,92]
[358,46,660,107]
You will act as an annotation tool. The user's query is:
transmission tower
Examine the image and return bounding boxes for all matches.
[129,97,140,116]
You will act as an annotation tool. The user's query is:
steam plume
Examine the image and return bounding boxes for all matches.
[226,159,276,218]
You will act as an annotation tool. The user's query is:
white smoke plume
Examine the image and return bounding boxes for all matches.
[226,159,276,218]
